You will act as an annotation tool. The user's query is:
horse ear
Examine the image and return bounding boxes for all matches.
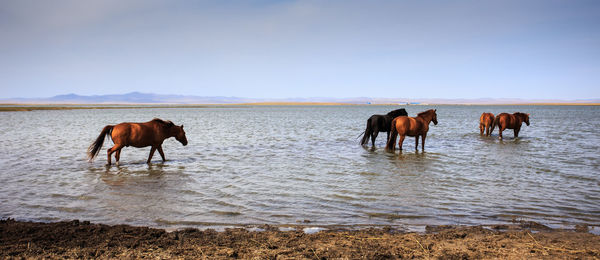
[181,125,184,129]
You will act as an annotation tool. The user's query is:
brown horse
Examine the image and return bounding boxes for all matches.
[87,118,188,165]
[479,112,495,136]
[490,112,530,139]
[386,109,438,152]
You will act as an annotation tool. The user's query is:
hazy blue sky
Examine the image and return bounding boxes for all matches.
[1,0,599,99]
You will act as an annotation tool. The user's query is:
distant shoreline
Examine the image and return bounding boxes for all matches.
[1,102,599,111]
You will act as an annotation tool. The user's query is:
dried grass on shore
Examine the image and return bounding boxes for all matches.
[1,219,599,259]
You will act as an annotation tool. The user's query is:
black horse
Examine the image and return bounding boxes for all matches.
[360,108,408,147]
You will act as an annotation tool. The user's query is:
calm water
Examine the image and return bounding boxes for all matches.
[1,105,599,231]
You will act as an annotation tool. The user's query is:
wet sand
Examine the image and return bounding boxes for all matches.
[1,219,598,259]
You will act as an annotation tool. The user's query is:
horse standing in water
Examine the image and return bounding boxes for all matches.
[491,112,530,139]
[88,118,188,165]
[386,109,437,152]
[479,112,495,136]
[359,108,408,147]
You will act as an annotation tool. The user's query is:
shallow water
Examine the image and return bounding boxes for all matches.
[0,105,599,230]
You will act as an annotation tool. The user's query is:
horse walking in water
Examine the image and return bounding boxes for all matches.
[386,109,438,152]
[359,108,408,147]
[491,112,530,139]
[479,112,495,136]
[87,118,188,165]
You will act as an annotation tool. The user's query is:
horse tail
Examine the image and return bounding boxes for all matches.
[385,118,398,151]
[87,125,114,161]
[359,118,373,145]
[490,116,500,134]
[356,130,366,141]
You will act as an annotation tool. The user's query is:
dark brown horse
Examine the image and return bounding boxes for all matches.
[490,112,530,139]
[386,109,437,152]
[87,118,188,165]
[479,112,495,136]
[360,108,408,147]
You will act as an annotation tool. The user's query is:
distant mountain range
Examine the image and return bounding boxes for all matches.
[1,92,598,104]
[2,92,249,104]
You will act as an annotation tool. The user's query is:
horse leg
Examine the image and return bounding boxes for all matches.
[498,127,504,140]
[415,136,419,150]
[514,128,520,138]
[147,146,157,164]
[115,148,122,165]
[398,135,405,150]
[480,124,484,135]
[386,131,391,144]
[106,144,122,165]
[421,133,427,150]
[485,125,490,136]
[386,133,396,152]
[106,147,113,165]
[157,145,166,162]
[371,131,378,147]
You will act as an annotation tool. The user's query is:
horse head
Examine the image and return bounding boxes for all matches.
[514,112,530,126]
[418,109,438,125]
[175,125,188,146]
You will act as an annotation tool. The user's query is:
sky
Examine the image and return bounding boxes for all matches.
[1,0,599,100]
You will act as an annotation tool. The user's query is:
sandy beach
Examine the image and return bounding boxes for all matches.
[1,219,598,259]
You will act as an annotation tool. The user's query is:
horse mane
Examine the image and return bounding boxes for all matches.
[513,112,528,118]
[151,118,175,128]
[417,109,434,117]
[386,108,407,117]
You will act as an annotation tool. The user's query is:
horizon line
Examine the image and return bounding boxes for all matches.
[2,91,599,102]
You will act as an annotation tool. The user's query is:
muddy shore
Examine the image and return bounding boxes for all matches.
[1,219,599,259]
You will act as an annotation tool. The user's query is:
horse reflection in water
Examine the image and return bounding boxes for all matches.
[88,118,188,165]
[386,109,438,152]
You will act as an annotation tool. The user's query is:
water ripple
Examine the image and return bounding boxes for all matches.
[0,105,599,229]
